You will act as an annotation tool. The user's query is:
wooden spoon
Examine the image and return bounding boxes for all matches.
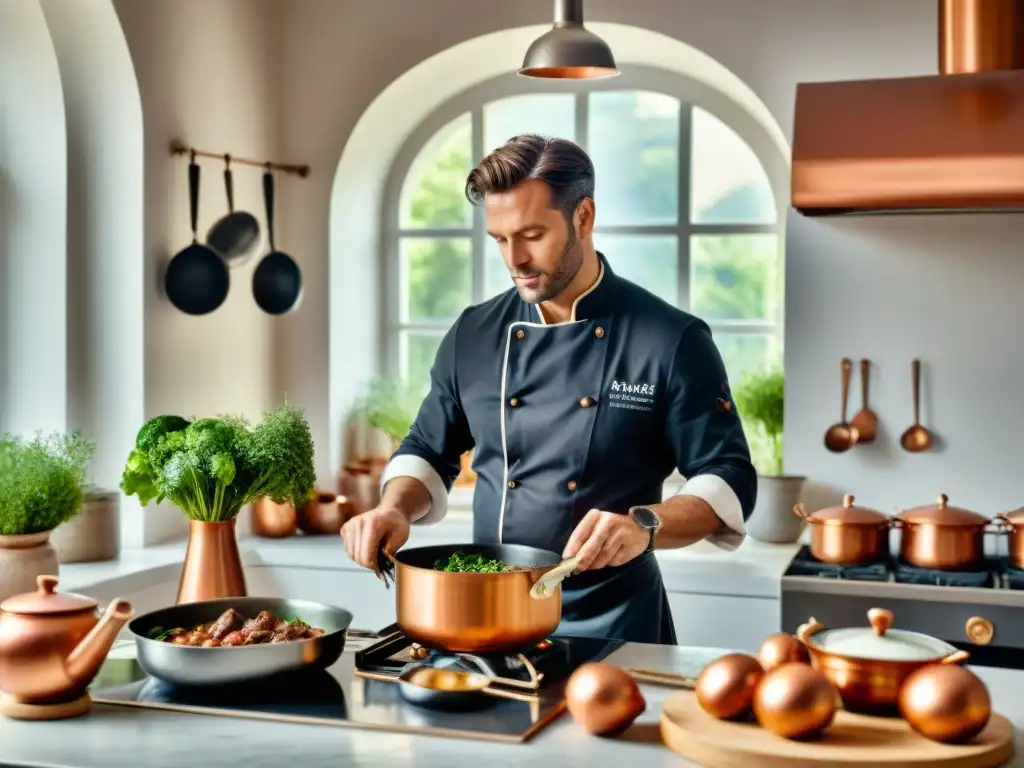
[850,358,877,443]
[824,358,860,453]
[900,358,933,453]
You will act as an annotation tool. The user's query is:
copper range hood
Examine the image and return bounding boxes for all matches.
[792,0,1024,215]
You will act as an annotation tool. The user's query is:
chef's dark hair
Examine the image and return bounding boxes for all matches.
[465,133,595,220]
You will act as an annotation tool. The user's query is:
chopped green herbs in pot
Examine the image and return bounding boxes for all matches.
[434,551,511,573]
[119,402,315,523]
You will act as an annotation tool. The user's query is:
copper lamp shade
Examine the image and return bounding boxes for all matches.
[519,0,619,80]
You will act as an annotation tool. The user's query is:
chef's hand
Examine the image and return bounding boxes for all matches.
[340,506,410,574]
[562,509,648,572]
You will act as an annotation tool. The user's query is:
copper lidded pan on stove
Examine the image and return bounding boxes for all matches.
[994,508,1024,569]
[793,494,891,565]
[893,493,1000,571]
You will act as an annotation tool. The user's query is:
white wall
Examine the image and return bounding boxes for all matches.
[786,212,1024,517]
[0,0,68,435]
[39,0,147,549]
[111,0,283,542]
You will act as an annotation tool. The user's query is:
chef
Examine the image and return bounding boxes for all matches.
[341,133,758,645]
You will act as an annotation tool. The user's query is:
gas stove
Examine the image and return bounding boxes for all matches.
[89,627,622,743]
[780,546,1024,669]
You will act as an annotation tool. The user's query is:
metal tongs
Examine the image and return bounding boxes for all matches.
[377,544,395,590]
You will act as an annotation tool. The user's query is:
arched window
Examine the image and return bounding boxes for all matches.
[383,66,784,390]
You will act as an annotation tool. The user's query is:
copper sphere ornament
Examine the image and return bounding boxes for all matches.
[758,632,811,672]
[694,652,765,721]
[898,663,992,743]
[753,663,839,739]
[565,662,647,736]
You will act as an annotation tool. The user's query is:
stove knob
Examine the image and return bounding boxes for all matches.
[965,616,994,646]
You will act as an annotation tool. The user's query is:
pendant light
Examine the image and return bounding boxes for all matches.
[519,0,619,80]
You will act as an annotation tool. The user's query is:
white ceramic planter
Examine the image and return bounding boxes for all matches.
[50,490,120,563]
[0,531,59,603]
[746,475,807,544]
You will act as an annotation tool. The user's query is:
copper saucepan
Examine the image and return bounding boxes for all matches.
[797,608,969,714]
[993,508,1024,569]
[795,492,1000,570]
[393,544,563,653]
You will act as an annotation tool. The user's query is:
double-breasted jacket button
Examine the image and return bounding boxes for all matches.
[579,396,595,408]
[508,480,517,489]
[567,480,577,491]
[516,329,526,340]
[509,397,519,407]
[594,327,605,338]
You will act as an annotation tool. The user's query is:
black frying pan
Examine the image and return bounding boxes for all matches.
[165,153,230,315]
[252,169,302,315]
[206,155,261,268]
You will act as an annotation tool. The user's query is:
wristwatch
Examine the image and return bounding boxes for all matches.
[628,506,662,553]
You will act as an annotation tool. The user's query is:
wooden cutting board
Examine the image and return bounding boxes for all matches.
[660,691,1014,768]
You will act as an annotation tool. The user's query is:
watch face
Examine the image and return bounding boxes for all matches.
[631,506,659,529]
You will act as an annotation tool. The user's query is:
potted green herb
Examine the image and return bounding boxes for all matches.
[732,367,806,544]
[0,431,95,601]
[120,402,315,603]
[360,376,424,453]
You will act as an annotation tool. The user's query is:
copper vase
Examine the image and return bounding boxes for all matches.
[176,519,247,605]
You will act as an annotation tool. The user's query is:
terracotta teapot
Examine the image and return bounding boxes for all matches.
[0,574,134,717]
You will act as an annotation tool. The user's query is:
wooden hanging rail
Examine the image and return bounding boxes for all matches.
[169,139,310,178]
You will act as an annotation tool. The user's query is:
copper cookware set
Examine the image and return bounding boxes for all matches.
[794,492,1006,570]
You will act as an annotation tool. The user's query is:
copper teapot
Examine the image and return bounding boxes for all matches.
[0,574,134,717]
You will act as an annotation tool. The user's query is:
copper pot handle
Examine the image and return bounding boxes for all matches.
[796,618,824,645]
[792,503,808,521]
[939,649,970,665]
[992,514,1013,532]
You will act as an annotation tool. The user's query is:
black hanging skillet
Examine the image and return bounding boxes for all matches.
[165,152,230,315]
[206,154,261,268]
[252,168,302,315]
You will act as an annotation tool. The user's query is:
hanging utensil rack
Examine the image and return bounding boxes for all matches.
[169,139,310,178]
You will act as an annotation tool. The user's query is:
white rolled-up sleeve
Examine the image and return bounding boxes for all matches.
[677,474,746,551]
[380,455,450,525]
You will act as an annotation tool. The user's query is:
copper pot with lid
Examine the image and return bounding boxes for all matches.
[994,508,1024,569]
[793,494,891,565]
[894,493,999,570]
[797,607,968,714]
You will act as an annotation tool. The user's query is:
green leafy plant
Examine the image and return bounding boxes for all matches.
[732,367,785,476]
[0,431,96,536]
[358,376,424,447]
[119,402,315,522]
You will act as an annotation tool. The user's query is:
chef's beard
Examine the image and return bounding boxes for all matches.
[513,226,583,305]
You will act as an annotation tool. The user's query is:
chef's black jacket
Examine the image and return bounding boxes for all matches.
[383,254,758,644]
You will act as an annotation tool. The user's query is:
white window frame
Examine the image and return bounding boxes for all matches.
[380,65,789,381]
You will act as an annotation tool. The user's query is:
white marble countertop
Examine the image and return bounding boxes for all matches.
[0,644,1020,768]
[57,512,799,601]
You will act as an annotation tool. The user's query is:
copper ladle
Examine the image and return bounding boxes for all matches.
[850,358,877,443]
[824,358,860,452]
[900,358,933,452]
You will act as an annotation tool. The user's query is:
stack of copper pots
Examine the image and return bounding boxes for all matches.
[793,492,1003,570]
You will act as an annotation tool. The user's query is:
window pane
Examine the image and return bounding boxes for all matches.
[485,239,512,300]
[690,234,779,321]
[484,94,576,154]
[400,112,473,229]
[691,107,777,224]
[715,333,782,386]
[400,331,445,390]
[401,238,472,322]
[588,91,680,226]
[594,234,678,305]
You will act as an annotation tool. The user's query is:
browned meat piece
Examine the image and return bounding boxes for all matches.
[308,628,325,638]
[171,634,190,645]
[221,630,246,646]
[209,609,246,640]
[200,637,220,647]
[245,630,273,645]
[271,622,309,643]
[241,610,277,636]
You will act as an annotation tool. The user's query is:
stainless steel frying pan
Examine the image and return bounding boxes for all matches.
[128,597,353,687]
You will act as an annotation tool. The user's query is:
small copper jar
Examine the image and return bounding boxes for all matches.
[250,498,297,538]
[792,494,891,565]
[894,493,996,570]
[298,492,361,535]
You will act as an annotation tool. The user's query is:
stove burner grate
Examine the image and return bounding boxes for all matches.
[785,546,890,581]
[893,558,996,588]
